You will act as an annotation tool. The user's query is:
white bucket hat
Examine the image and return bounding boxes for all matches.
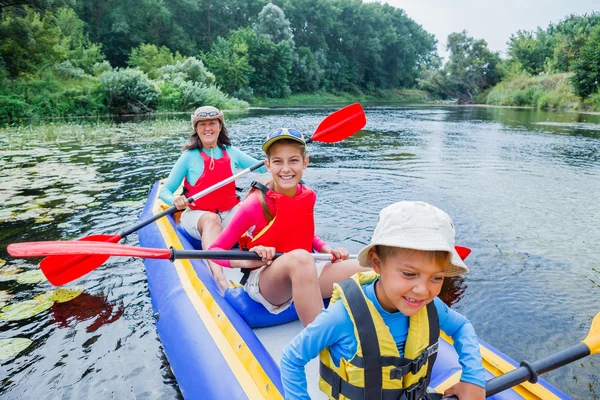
[191,106,224,128]
[357,201,469,277]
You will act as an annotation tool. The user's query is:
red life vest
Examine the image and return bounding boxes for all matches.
[239,182,315,253]
[182,149,239,213]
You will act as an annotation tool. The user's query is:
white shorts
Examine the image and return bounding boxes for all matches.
[244,260,329,314]
[179,204,240,240]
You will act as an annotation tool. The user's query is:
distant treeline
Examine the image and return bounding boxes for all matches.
[0,0,438,124]
[1,1,599,125]
[419,12,600,110]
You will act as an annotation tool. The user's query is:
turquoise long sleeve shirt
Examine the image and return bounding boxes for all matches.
[159,145,267,205]
[280,279,486,399]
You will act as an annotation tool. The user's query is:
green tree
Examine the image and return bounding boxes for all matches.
[444,31,501,102]
[571,24,600,98]
[253,3,293,45]
[127,43,184,79]
[230,27,292,97]
[507,29,553,75]
[53,8,105,74]
[203,36,253,94]
[0,7,63,77]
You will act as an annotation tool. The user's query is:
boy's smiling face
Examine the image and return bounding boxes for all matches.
[370,249,446,316]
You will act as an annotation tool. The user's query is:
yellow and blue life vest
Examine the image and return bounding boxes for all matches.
[319,271,439,400]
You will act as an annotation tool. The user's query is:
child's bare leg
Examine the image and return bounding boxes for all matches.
[198,212,228,291]
[318,259,371,298]
[258,249,324,326]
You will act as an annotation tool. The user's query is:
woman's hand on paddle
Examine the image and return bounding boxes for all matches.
[249,246,276,266]
[329,247,349,262]
[173,195,189,210]
[443,381,485,400]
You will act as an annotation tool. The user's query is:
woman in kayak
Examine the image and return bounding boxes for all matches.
[209,128,370,326]
[159,106,266,291]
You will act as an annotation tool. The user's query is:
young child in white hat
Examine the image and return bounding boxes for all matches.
[280,201,486,400]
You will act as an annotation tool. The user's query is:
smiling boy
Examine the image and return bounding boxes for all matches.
[280,201,486,400]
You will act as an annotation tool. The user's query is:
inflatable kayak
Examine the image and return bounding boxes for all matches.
[138,180,571,400]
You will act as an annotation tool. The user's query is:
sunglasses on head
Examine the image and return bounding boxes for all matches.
[267,128,304,140]
[196,111,220,118]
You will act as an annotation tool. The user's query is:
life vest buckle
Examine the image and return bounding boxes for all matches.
[404,377,429,400]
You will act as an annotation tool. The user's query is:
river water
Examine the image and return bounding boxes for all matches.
[0,105,598,399]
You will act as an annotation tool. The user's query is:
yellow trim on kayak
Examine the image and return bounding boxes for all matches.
[434,332,561,400]
[152,185,283,400]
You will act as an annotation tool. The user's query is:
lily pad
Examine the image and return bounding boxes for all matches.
[0,266,22,275]
[0,291,14,302]
[0,338,33,360]
[0,274,18,282]
[0,299,53,321]
[113,200,144,208]
[0,259,5,267]
[15,270,46,284]
[35,287,84,303]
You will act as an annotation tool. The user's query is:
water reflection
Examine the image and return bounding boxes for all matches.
[50,292,124,333]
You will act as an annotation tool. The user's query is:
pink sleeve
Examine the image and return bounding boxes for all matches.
[312,235,327,252]
[309,189,328,252]
[209,193,264,267]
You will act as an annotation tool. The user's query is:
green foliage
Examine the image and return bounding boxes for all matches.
[571,24,600,98]
[443,31,501,102]
[507,29,553,75]
[127,44,185,79]
[485,72,579,110]
[0,7,63,77]
[291,47,326,93]
[253,3,294,44]
[157,77,248,111]
[204,36,254,94]
[53,60,86,79]
[53,7,105,74]
[92,61,113,76]
[99,68,158,113]
[0,94,32,124]
[156,57,215,85]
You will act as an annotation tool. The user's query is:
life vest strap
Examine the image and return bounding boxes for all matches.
[320,360,431,400]
[389,342,439,379]
[339,278,383,398]
[250,180,270,194]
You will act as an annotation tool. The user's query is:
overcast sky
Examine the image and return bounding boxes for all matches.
[364,0,599,59]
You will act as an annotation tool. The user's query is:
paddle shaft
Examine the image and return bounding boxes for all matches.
[485,342,589,397]
[118,160,266,238]
[442,342,591,399]
[170,248,353,262]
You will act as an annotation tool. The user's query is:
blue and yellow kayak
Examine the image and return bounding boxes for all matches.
[138,181,570,399]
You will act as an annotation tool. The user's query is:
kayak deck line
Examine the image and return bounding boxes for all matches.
[438,332,561,400]
[151,184,283,400]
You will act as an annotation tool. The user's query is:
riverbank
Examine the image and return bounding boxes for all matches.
[480,72,600,113]
[251,89,432,107]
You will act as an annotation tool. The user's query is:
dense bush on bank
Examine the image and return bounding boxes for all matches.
[482,72,582,110]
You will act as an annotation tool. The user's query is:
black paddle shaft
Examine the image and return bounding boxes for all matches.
[169,248,285,261]
[118,161,266,238]
[441,342,590,399]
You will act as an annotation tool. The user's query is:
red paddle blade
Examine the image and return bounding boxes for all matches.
[38,234,121,286]
[311,103,366,143]
[455,245,471,260]
[8,239,170,286]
